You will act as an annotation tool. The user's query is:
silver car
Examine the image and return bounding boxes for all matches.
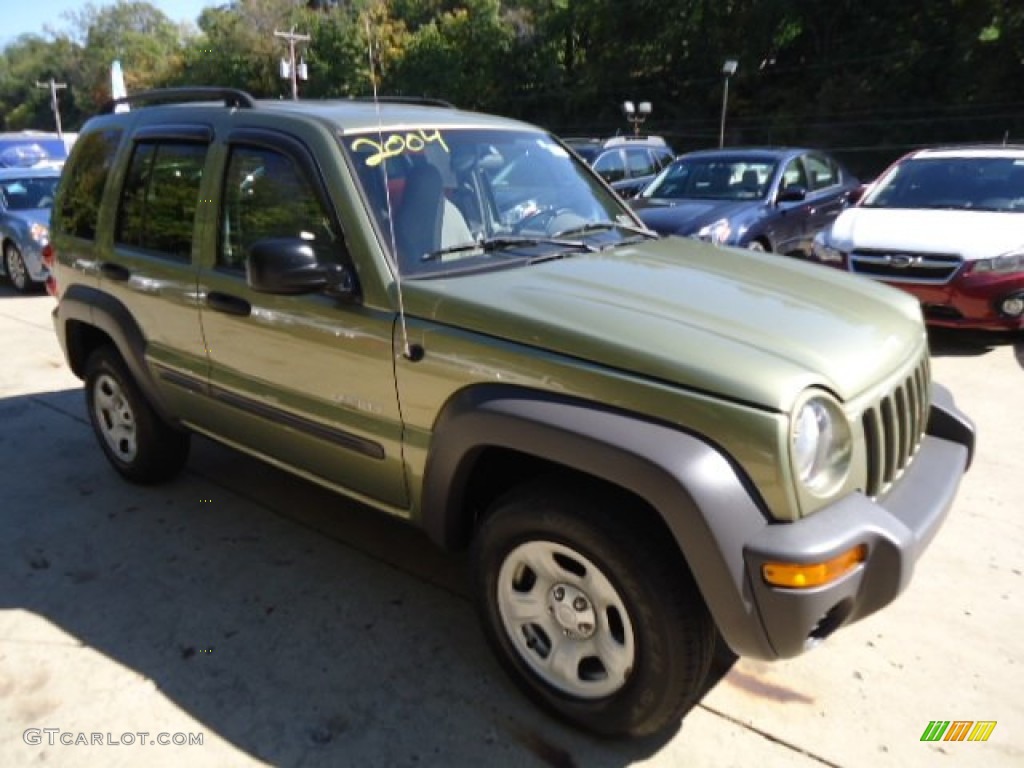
[0,166,61,293]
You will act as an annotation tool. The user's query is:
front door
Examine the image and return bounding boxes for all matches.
[197,130,407,509]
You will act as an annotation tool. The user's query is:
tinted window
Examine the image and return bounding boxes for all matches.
[0,176,59,211]
[643,157,776,200]
[805,154,837,190]
[593,150,627,182]
[219,145,340,271]
[781,158,808,191]
[53,129,122,240]
[116,141,207,260]
[865,156,1024,211]
[653,149,675,170]
[625,148,656,177]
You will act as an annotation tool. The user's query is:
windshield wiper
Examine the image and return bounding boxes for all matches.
[551,220,658,240]
[422,235,596,261]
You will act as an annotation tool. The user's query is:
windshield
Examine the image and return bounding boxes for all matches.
[0,176,59,211]
[862,156,1024,211]
[640,157,777,201]
[342,128,645,277]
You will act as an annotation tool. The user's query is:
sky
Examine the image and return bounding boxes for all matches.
[1,0,218,47]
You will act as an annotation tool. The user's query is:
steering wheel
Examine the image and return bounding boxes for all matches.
[512,205,577,234]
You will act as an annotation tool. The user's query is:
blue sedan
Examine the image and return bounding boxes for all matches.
[629,147,860,257]
[0,167,60,293]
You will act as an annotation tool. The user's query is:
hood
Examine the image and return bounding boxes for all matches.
[403,238,925,411]
[5,208,51,229]
[829,207,1024,260]
[630,198,759,236]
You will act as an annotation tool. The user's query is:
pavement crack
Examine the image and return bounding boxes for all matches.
[698,703,842,767]
[30,393,90,427]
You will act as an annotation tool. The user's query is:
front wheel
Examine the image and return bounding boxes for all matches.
[471,479,714,738]
[4,243,40,293]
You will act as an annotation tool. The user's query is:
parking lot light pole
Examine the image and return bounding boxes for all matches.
[719,59,738,148]
[622,101,652,136]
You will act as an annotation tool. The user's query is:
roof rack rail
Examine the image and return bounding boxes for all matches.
[349,95,455,109]
[100,87,256,115]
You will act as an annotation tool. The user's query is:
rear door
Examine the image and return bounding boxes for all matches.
[99,124,212,417]
[772,155,813,255]
[196,127,407,508]
[801,152,850,253]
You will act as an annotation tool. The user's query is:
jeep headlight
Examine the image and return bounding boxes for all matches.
[791,394,851,495]
[696,218,731,245]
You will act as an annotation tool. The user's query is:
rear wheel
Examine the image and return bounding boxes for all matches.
[4,243,39,293]
[746,239,768,252]
[471,479,714,738]
[84,346,190,484]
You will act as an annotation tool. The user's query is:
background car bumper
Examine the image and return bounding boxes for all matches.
[884,272,1024,331]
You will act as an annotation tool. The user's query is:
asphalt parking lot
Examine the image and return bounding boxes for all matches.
[1,285,1021,768]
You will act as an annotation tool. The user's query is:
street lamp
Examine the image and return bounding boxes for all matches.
[719,59,738,148]
[622,100,652,136]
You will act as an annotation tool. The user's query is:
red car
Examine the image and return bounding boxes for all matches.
[812,145,1024,331]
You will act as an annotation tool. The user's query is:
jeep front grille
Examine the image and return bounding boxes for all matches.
[850,249,962,283]
[861,356,931,497]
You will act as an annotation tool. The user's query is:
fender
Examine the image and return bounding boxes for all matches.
[927,382,976,468]
[420,384,778,659]
[54,283,181,426]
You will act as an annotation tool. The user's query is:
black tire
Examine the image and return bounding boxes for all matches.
[4,242,40,293]
[471,478,714,738]
[84,346,190,484]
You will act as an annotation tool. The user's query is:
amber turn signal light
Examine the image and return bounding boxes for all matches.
[762,545,867,588]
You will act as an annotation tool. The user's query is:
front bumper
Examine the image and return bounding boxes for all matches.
[737,384,973,658]
[875,270,1024,331]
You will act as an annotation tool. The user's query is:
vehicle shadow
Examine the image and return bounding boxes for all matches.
[1,388,715,766]
[927,326,1022,359]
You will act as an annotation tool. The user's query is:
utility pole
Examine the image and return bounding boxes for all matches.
[274,27,310,100]
[36,78,67,138]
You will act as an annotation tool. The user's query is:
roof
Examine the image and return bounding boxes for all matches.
[563,135,668,148]
[256,98,538,135]
[681,146,812,159]
[97,87,540,136]
[907,145,1024,160]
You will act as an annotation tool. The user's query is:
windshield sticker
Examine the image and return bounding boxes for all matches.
[352,130,449,167]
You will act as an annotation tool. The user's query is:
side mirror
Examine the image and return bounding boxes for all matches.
[777,186,807,203]
[847,183,869,205]
[247,238,357,299]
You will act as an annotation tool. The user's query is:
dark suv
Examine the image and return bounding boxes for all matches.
[47,88,973,739]
[563,135,675,197]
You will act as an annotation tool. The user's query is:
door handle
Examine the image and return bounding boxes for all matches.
[100,262,131,281]
[206,291,252,317]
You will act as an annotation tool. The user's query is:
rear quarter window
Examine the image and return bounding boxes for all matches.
[52,129,123,240]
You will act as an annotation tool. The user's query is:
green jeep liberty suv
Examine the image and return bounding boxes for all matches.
[47,88,974,738]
